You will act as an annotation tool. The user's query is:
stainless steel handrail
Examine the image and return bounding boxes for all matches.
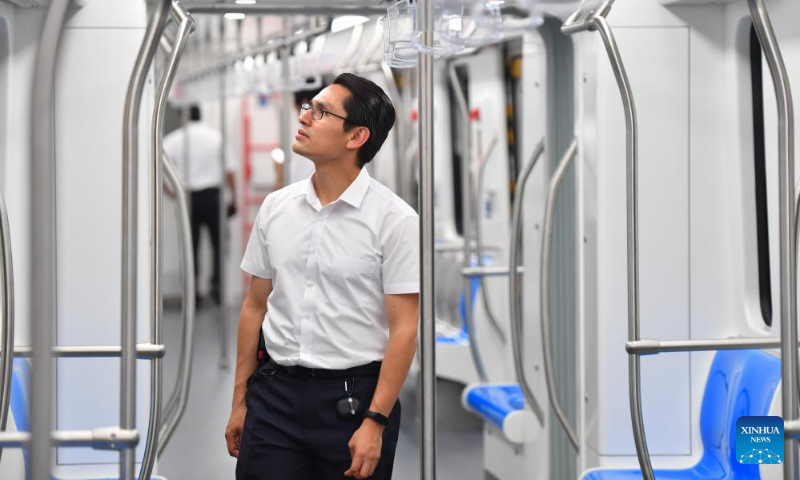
[627,337,790,355]
[0,428,139,449]
[474,136,508,344]
[158,154,197,457]
[448,62,488,382]
[355,20,383,72]
[140,3,194,478]
[540,139,579,450]
[508,139,546,425]
[462,266,524,277]
[562,1,653,474]
[418,0,436,476]
[29,0,70,475]
[0,344,165,359]
[121,0,172,477]
[748,1,798,476]
[0,192,14,464]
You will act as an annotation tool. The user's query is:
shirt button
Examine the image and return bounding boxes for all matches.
[307,281,315,287]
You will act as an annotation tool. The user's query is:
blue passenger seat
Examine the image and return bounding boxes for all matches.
[9,358,167,480]
[462,383,537,444]
[582,349,781,479]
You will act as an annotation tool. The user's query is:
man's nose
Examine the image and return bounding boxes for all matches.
[298,108,312,125]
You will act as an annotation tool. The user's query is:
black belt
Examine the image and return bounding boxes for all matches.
[274,361,382,379]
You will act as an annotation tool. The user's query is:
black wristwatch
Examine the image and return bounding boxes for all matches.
[364,410,389,426]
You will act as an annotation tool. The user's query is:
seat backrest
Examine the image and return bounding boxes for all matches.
[699,350,781,475]
[10,357,31,478]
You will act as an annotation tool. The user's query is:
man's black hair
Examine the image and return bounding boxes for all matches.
[189,105,201,121]
[332,73,396,167]
[294,85,325,109]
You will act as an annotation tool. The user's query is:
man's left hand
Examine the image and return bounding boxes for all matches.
[344,420,383,478]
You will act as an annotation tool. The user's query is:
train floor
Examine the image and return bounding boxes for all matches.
[159,301,484,480]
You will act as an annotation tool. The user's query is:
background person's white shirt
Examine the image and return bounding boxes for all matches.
[163,122,235,191]
[241,168,420,370]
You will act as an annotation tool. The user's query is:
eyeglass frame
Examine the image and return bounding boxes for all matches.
[299,102,366,127]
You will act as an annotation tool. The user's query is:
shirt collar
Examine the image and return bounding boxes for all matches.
[295,168,371,210]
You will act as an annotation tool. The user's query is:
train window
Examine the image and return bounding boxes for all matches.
[504,39,523,202]
[749,23,772,327]
[449,65,469,236]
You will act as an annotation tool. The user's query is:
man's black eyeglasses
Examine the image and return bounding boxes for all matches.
[299,103,364,127]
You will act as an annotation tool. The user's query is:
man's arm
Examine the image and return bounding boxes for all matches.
[345,292,419,478]
[225,275,272,458]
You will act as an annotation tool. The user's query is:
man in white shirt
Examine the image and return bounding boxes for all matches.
[225,73,419,480]
[163,106,236,304]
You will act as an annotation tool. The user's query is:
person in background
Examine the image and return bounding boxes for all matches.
[164,104,237,305]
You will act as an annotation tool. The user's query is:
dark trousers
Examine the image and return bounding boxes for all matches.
[236,361,402,480]
[190,187,221,301]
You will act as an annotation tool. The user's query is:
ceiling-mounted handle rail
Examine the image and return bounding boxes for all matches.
[540,138,579,450]
[121,0,173,478]
[158,154,197,458]
[474,136,507,344]
[140,3,195,478]
[562,0,653,475]
[508,139,546,426]
[0,192,14,465]
[748,2,798,476]
[448,61,488,382]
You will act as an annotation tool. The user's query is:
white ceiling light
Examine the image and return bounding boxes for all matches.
[235,0,257,4]
[224,13,246,20]
[330,15,369,34]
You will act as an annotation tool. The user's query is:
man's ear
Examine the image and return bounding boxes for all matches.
[345,126,370,151]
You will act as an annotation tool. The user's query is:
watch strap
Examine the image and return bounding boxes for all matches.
[364,409,389,426]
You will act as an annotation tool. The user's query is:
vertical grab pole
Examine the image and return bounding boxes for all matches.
[140,3,194,478]
[29,0,70,477]
[121,1,172,478]
[748,1,798,477]
[508,140,546,426]
[0,192,14,464]
[418,0,436,477]
[590,14,653,479]
[447,62,488,382]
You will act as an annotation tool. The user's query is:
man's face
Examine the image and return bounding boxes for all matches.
[291,84,358,164]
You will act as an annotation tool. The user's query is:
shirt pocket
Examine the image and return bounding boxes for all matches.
[329,255,379,308]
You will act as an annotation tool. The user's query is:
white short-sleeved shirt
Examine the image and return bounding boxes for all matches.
[163,122,236,191]
[241,168,420,369]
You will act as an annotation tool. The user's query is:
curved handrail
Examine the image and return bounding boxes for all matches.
[474,135,508,344]
[540,138,579,450]
[748,0,798,476]
[448,61,488,382]
[120,0,172,477]
[355,20,383,71]
[157,154,197,457]
[139,2,194,478]
[508,139,546,425]
[0,192,14,463]
[379,61,407,199]
[562,0,652,474]
[28,0,70,475]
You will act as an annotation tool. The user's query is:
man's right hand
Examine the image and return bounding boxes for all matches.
[225,405,247,458]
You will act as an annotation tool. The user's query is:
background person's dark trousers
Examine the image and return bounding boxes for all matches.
[236,361,401,480]
[190,187,221,303]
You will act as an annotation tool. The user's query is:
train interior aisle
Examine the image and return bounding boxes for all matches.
[5,0,800,478]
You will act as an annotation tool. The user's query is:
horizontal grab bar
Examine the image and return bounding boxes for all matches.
[626,337,790,355]
[0,427,139,449]
[0,343,165,359]
[461,266,525,277]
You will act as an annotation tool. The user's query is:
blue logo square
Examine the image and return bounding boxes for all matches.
[736,416,784,465]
